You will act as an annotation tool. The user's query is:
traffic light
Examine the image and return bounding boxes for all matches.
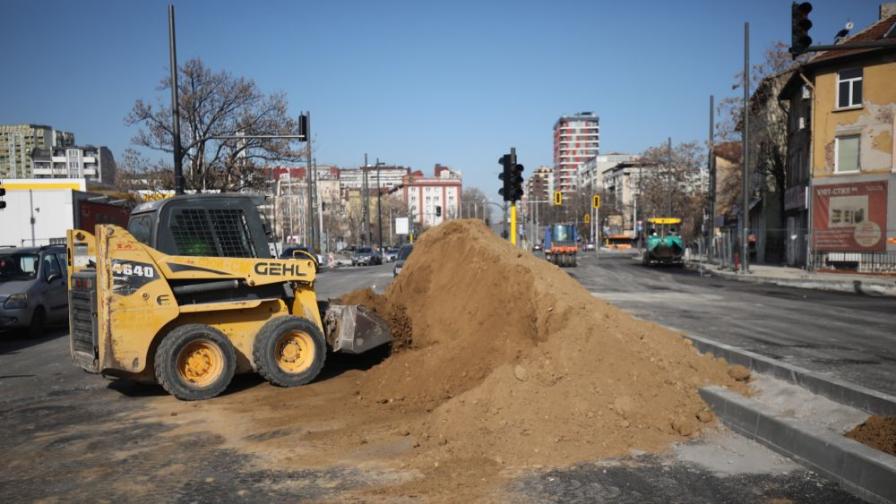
[790,2,813,57]
[298,112,310,141]
[435,205,442,217]
[0,183,5,210]
[498,151,524,203]
[510,162,524,202]
[553,191,563,206]
[498,153,512,201]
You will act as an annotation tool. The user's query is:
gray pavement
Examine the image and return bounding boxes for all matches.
[574,251,896,396]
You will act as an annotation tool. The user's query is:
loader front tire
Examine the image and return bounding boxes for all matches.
[155,324,236,401]
[254,316,326,388]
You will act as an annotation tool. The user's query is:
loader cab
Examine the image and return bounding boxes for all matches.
[128,195,272,259]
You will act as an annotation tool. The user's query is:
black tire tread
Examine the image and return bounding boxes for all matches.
[154,324,236,401]
[253,316,326,388]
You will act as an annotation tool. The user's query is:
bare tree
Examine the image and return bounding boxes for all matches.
[461,187,490,221]
[638,140,707,239]
[715,41,803,254]
[125,58,301,193]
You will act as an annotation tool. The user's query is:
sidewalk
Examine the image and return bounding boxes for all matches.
[690,260,896,297]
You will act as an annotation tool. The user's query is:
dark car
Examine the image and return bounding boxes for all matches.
[393,244,413,277]
[0,246,68,336]
[352,247,382,266]
[281,245,320,272]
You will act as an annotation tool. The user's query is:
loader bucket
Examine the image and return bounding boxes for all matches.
[323,304,392,354]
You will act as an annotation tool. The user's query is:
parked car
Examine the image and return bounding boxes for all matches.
[585,242,596,251]
[532,243,543,252]
[393,244,413,277]
[280,245,320,272]
[382,247,400,262]
[352,247,382,266]
[0,245,68,336]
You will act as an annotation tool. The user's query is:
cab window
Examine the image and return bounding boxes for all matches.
[128,214,154,246]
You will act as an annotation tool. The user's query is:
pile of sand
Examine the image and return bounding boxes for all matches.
[846,416,896,455]
[339,219,748,466]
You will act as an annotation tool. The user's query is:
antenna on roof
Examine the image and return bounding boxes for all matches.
[834,20,854,43]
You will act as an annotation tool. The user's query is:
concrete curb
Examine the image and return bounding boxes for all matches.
[691,264,896,298]
[701,386,896,504]
[686,334,896,417]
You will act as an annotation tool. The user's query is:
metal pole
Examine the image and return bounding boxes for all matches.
[315,158,324,253]
[742,22,751,274]
[306,115,314,249]
[168,4,184,195]
[708,94,716,264]
[362,153,369,246]
[667,136,673,216]
[376,159,383,251]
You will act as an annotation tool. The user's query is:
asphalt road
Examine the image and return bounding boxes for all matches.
[573,250,896,396]
[0,260,869,502]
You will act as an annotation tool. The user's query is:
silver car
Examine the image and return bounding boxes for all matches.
[0,246,68,336]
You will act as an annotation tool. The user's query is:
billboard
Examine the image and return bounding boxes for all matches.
[813,181,888,252]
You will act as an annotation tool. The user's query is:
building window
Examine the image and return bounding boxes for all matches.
[837,68,862,108]
[835,135,860,173]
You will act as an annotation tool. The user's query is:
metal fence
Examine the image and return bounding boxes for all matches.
[688,226,896,274]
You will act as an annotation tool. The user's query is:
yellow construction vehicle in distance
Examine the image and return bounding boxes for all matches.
[66,194,391,400]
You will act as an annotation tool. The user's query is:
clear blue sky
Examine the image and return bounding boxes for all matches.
[0,0,883,196]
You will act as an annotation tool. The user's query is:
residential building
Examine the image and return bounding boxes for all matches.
[339,165,409,191]
[711,142,743,231]
[1,124,74,178]
[744,69,793,264]
[30,145,117,184]
[402,164,462,227]
[524,165,553,203]
[779,3,896,272]
[552,112,599,196]
[579,153,639,193]
[601,160,657,236]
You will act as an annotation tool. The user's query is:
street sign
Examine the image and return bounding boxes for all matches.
[395,217,409,235]
[584,213,590,224]
[553,191,562,206]
[592,194,601,209]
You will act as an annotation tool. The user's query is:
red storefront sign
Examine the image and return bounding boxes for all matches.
[813,181,888,252]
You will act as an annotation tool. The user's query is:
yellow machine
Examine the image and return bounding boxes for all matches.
[66,195,391,400]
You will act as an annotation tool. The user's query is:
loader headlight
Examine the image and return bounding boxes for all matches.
[4,293,28,309]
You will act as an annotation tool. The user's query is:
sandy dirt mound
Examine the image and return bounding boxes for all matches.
[342,219,747,466]
[338,288,414,351]
[846,415,896,455]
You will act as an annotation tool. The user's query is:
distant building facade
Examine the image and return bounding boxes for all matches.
[339,165,409,191]
[1,124,74,178]
[402,164,462,227]
[579,153,639,192]
[552,112,599,195]
[30,145,117,184]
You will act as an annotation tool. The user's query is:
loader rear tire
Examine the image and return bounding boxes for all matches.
[254,316,326,388]
[154,324,236,401]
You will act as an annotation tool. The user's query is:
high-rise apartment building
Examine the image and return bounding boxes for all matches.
[1,124,75,178]
[552,112,599,195]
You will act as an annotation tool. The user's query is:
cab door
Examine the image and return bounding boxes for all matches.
[41,253,68,322]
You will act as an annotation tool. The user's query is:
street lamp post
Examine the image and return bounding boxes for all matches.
[376,159,384,251]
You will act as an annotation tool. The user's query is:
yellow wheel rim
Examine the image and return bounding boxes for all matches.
[176,339,224,388]
[276,331,315,374]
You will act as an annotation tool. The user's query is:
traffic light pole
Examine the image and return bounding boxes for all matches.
[510,203,518,246]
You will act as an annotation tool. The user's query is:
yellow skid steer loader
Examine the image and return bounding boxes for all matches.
[66,194,391,400]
